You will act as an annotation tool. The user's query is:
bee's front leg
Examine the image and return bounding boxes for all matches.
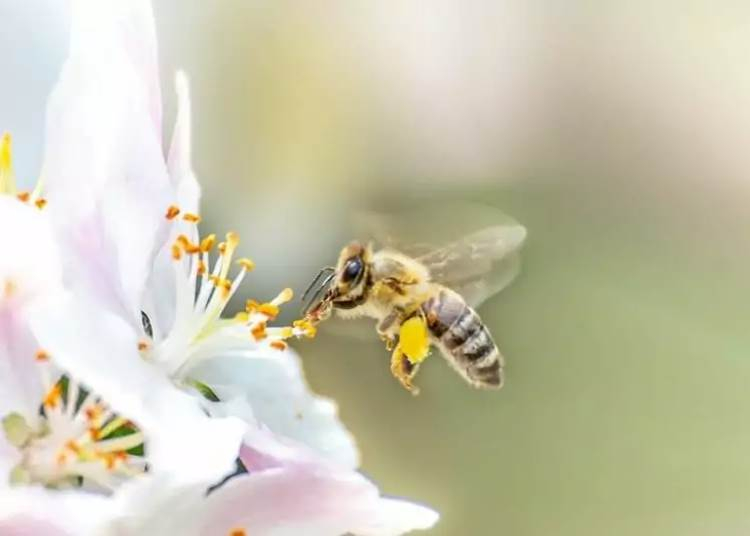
[390,346,421,396]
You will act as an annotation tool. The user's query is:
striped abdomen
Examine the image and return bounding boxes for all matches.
[421,288,504,389]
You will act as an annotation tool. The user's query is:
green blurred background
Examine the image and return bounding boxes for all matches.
[5,1,750,534]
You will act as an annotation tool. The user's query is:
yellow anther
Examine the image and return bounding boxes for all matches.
[226,231,240,248]
[34,198,47,210]
[272,287,294,305]
[280,326,294,338]
[84,404,104,423]
[237,258,255,272]
[171,244,182,261]
[293,319,318,338]
[16,192,30,203]
[234,311,249,323]
[183,212,201,223]
[270,340,288,351]
[245,299,259,313]
[229,529,247,536]
[197,259,207,276]
[200,234,216,252]
[43,384,62,409]
[0,133,16,194]
[251,322,267,341]
[175,234,200,254]
[137,340,150,351]
[258,303,280,319]
[35,350,49,362]
[220,278,232,298]
[165,205,180,220]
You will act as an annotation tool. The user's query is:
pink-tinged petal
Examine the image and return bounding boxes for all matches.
[0,198,62,419]
[197,466,439,536]
[0,310,44,421]
[28,294,245,486]
[189,350,360,470]
[42,0,172,318]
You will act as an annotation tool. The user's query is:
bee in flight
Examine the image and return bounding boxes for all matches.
[301,208,526,395]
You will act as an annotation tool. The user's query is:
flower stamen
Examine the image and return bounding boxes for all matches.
[2,353,146,491]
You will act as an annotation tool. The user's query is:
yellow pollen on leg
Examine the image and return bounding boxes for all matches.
[0,132,16,194]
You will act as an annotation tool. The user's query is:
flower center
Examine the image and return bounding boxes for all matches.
[2,351,145,491]
[140,205,316,378]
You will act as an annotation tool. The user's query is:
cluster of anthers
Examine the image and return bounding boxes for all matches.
[2,351,145,491]
[0,133,46,208]
[140,205,317,377]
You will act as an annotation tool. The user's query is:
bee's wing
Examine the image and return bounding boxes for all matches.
[354,202,527,309]
[417,224,526,308]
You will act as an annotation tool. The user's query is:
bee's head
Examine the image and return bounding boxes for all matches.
[331,241,372,309]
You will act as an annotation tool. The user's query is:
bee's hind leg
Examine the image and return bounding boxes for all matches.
[390,346,421,396]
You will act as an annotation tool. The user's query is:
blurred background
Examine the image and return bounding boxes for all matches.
[3,1,750,534]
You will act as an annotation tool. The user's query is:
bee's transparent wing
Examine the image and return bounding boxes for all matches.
[417,225,526,308]
[354,202,527,309]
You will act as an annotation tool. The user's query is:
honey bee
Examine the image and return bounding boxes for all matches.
[302,210,526,395]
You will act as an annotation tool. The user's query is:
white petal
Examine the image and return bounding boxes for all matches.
[0,197,62,309]
[42,0,172,319]
[195,466,439,536]
[0,486,116,536]
[28,294,245,486]
[0,198,62,419]
[187,350,360,470]
[168,71,201,213]
[143,72,203,337]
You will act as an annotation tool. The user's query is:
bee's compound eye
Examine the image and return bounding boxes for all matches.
[342,257,363,282]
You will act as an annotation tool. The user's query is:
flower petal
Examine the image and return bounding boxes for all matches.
[28,293,245,486]
[0,198,62,419]
[0,486,116,536]
[188,350,360,470]
[41,0,172,319]
[197,466,439,536]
